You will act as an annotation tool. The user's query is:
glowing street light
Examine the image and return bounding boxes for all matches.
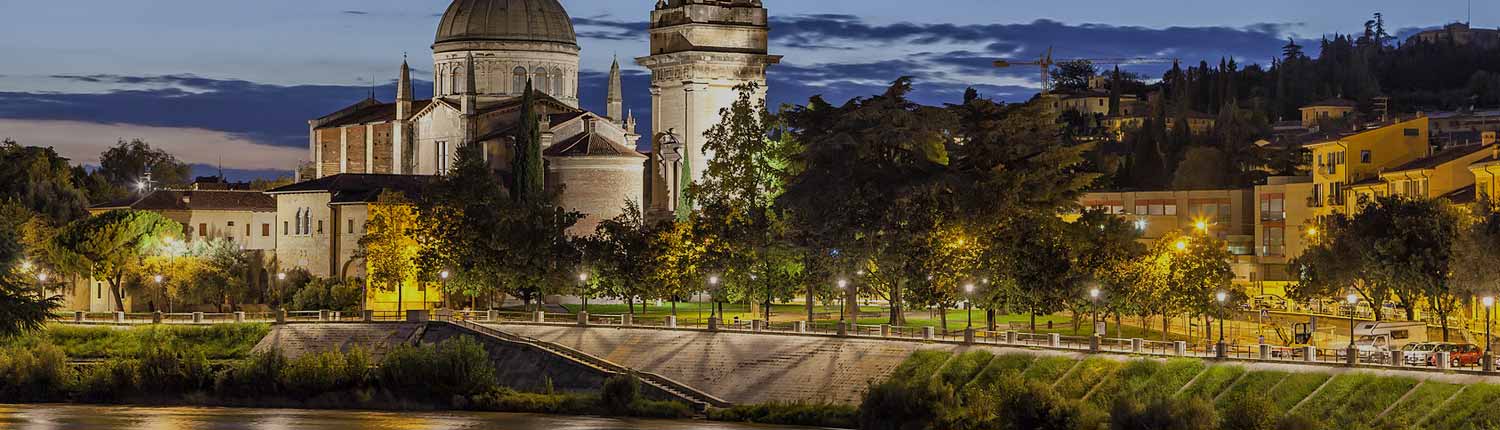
[1090,288,1101,336]
[1484,296,1495,360]
[1175,240,1188,252]
[1345,293,1359,349]
[275,272,287,309]
[1306,227,1319,237]
[964,283,975,329]
[1195,220,1209,233]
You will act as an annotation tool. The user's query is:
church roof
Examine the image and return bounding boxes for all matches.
[435,0,577,47]
[544,127,647,159]
[91,190,276,212]
[315,99,432,129]
[266,174,435,204]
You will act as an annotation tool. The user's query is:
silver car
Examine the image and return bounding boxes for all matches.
[1403,342,1438,366]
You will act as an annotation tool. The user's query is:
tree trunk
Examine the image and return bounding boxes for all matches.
[939,306,948,334]
[986,309,996,331]
[396,281,403,315]
[1441,313,1450,342]
[1116,312,1123,338]
[1029,311,1037,333]
[847,281,860,323]
[806,283,815,322]
[1162,315,1170,342]
[888,279,904,325]
[111,281,126,312]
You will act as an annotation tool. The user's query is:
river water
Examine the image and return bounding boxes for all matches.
[0,404,838,430]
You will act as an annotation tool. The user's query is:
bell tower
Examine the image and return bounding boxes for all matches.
[638,0,781,217]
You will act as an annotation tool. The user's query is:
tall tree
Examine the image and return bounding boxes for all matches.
[359,190,423,313]
[0,202,60,336]
[512,80,545,204]
[1362,196,1465,340]
[419,143,509,308]
[1051,60,1098,93]
[97,139,191,192]
[0,140,91,223]
[583,201,660,314]
[46,210,180,310]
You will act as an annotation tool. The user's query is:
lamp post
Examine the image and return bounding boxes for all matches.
[708,275,720,323]
[1346,293,1359,348]
[1216,291,1227,345]
[153,274,163,311]
[836,279,849,324]
[438,270,450,311]
[1484,296,1494,364]
[577,272,589,312]
[36,272,49,300]
[275,272,286,309]
[1090,288,1101,335]
[964,283,975,329]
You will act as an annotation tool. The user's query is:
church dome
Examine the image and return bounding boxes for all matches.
[435,0,577,47]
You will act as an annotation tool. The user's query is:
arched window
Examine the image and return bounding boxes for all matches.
[552,67,564,96]
[512,66,528,94]
[535,70,549,96]
[451,67,465,95]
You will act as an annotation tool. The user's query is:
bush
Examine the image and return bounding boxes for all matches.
[138,344,213,393]
[30,324,268,360]
[472,388,587,414]
[858,377,953,430]
[214,348,287,397]
[279,348,370,397]
[709,402,859,428]
[75,359,138,403]
[601,373,642,413]
[378,336,495,399]
[0,343,74,402]
[1110,395,1218,430]
[1221,394,1280,430]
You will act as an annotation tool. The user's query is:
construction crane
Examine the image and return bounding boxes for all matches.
[993,47,1179,95]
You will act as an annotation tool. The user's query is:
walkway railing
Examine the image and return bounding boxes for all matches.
[50,308,1500,377]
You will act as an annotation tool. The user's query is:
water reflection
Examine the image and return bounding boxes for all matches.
[0,405,833,430]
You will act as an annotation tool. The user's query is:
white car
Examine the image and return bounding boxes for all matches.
[1403,342,1438,366]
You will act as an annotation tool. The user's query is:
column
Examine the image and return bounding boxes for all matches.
[365,124,374,173]
[339,127,349,174]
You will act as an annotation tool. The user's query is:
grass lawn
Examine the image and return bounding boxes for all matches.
[1021,356,1077,382]
[1427,383,1500,429]
[1294,373,1418,428]
[4,323,269,360]
[1266,372,1330,412]
[1055,356,1119,399]
[938,351,994,388]
[1216,371,1288,410]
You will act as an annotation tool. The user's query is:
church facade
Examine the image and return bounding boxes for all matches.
[304,0,776,235]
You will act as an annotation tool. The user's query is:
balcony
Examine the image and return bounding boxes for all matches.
[1260,212,1286,222]
[1306,196,1322,208]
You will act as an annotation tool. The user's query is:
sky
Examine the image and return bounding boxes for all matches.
[0,0,1493,180]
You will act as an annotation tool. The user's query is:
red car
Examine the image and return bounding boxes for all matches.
[1427,343,1483,367]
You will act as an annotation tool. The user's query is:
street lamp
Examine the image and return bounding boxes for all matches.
[35,272,48,299]
[1346,293,1359,348]
[577,271,589,312]
[1216,291,1227,344]
[1175,240,1188,252]
[1195,220,1209,233]
[275,272,286,309]
[964,283,975,329]
[708,275,720,321]
[836,279,849,323]
[437,270,450,311]
[1090,288,1101,335]
[1484,296,1495,361]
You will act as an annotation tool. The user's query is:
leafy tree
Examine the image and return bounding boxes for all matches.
[46,210,180,310]
[1291,211,1396,320]
[0,204,60,336]
[359,190,423,312]
[647,217,707,315]
[1068,209,1144,334]
[1361,196,1465,340]
[418,143,508,308]
[1130,231,1232,340]
[1051,60,1098,93]
[690,83,799,320]
[990,215,1087,332]
[290,277,362,312]
[779,78,955,324]
[97,139,191,192]
[0,140,90,223]
[582,201,659,314]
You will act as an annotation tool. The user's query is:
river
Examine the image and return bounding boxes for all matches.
[0,404,840,430]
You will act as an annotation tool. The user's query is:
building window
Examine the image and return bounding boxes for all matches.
[437,141,450,174]
[263,223,271,237]
[244,223,250,236]
[552,67,564,95]
[1134,204,1146,215]
[199,223,208,239]
[317,220,324,235]
[348,219,354,234]
[513,67,528,93]
[1264,227,1285,256]
[1360,150,1371,163]
[1481,182,1491,200]
[1404,128,1419,137]
[451,67,464,95]
[283,221,289,236]
[1261,196,1285,221]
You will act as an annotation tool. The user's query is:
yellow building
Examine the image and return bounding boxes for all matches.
[1079,188,1259,282]
[1103,111,1216,140]
[1466,134,1500,203]
[1299,98,1357,129]
[1304,117,1431,217]
[1346,142,1493,206]
[1251,176,1316,283]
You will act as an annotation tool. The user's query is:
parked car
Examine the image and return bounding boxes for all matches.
[1403,342,1438,366]
[1253,295,1288,311]
[1427,343,1483,367]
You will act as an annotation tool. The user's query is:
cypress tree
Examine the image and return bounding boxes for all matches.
[512,79,545,204]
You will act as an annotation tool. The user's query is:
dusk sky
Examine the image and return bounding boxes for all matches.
[0,0,1493,180]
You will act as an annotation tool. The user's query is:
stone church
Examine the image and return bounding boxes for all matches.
[302,0,777,236]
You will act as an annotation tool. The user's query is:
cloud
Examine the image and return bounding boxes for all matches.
[0,119,303,172]
[341,10,370,16]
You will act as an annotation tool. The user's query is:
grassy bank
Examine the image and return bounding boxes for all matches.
[857,350,1500,430]
[1,324,269,360]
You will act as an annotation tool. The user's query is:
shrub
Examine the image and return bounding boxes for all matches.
[1110,395,1218,430]
[710,402,859,428]
[1220,394,1280,430]
[75,359,139,403]
[215,348,287,397]
[601,373,642,413]
[290,278,361,312]
[858,378,953,430]
[138,345,213,393]
[280,348,370,397]
[36,323,267,360]
[0,343,74,402]
[378,336,495,399]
